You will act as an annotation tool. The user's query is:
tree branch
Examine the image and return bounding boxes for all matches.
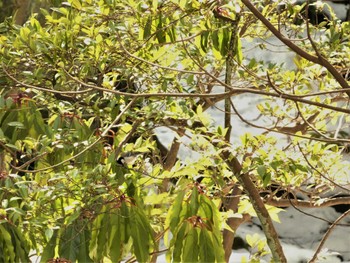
[222,186,247,262]
[5,65,350,114]
[230,100,350,144]
[216,141,287,262]
[221,15,243,260]
[241,0,350,97]
[265,196,350,207]
[224,18,240,142]
[309,208,350,263]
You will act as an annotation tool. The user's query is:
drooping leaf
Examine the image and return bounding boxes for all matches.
[89,206,106,261]
[41,229,59,262]
[182,227,199,262]
[257,165,266,178]
[0,224,16,262]
[199,229,215,262]
[108,212,122,262]
[165,190,186,232]
[200,31,209,53]
[59,224,80,261]
[189,186,199,216]
[171,221,187,262]
[129,206,153,263]
[143,16,153,40]
[77,229,93,263]
[235,37,243,64]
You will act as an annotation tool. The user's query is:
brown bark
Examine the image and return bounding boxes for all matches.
[218,146,287,262]
[275,112,319,134]
[220,17,243,261]
[0,0,14,22]
[222,186,246,262]
[163,131,183,171]
[0,151,6,176]
[14,0,31,25]
[159,131,183,192]
[266,196,350,208]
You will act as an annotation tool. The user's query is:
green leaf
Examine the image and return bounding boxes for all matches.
[198,195,213,230]
[189,186,199,216]
[89,207,106,261]
[270,160,284,171]
[212,30,220,51]
[0,224,29,263]
[77,229,93,263]
[96,212,109,259]
[19,27,31,42]
[108,212,122,262]
[7,121,24,128]
[152,0,158,11]
[144,192,168,205]
[199,229,215,262]
[71,0,82,9]
[197,195,224,261]
[172,223,188,262]
[41,229,59,262]
[235,37,243,64]
[267,205,283,223]
[168,24,176,42]
[143,16,153,39]
[257,165,266,178]
[211,229,225,262]
[220,28,230,56]
[120,202,131,244]
[263,172,271,187]
[59,224,79,261]
[11,226,30,262]
[182,227,199,262]
[0,224,16,262]
[156,14,166,44]
[129,207,151,262]
[179,0,187,9]
[166,190,186,231]
[200,31,209,53]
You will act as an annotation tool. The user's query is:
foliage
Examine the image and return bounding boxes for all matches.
[0,0,350,262]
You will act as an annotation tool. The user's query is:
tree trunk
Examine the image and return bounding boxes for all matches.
[223,186,247,262]
[14,0,31,25]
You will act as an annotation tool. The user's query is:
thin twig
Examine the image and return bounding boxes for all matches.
[265,196,350,209]
[117,32,206,76]
[297,143,350,192]
[5,64,350,114]
[309,209,350,263]
[241,0,350,96]
[2,65,92,94]
[230,99,350,143]
[287,198,350,227]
